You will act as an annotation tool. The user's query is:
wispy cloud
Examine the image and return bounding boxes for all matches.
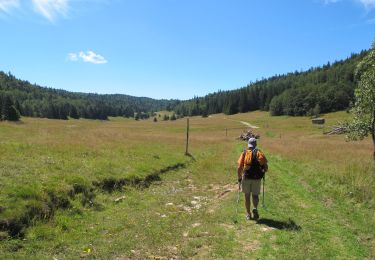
[322,0,375,9]
[68,53,78,61]
[68,51,108,64]
[32,0,69,22]
[0,0,19,13]
[358,0,375,9]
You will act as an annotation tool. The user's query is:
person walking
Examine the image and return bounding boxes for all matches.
[237,137,268,220]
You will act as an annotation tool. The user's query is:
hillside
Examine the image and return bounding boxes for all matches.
[0,72,179,120]
[174,50,368,117]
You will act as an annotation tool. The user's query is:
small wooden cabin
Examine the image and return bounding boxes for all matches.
[312,118,325,125]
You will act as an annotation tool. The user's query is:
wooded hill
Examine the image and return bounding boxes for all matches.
[0,72,179,120]
[174,50,368,117]
[0,49,368,121]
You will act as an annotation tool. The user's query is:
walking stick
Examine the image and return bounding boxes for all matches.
[262,175,266,208]
[234,181,241,224]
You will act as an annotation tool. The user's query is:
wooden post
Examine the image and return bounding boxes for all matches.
[185,118,190,155]
[226,128,228,137]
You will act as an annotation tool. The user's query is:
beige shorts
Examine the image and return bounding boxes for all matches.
[241,178,261,195]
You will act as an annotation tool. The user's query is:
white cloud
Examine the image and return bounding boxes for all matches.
[79,51,108,64]
[0,0,19,13]
[68,51,108,64]
[358,0,375,9]
[32,0,69,22]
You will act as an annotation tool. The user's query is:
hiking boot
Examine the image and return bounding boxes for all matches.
[252,208,259,220]
[246,214,251,220]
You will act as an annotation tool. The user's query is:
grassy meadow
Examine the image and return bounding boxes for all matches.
[0,111,374,259]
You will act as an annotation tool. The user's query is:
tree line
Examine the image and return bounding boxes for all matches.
[0,71,179,121]
[173,51,368,117]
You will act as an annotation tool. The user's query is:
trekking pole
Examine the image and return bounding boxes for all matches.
[262,175,266,208]
[234,181,241,224]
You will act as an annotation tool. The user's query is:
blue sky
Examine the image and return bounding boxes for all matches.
[0,0,374,99]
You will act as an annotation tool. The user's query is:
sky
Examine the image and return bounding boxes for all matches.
[0,0,374,100]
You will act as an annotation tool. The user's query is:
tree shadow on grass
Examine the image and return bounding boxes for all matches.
[256,218,301,231]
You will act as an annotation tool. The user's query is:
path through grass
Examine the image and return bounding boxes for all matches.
[0,112,374,258]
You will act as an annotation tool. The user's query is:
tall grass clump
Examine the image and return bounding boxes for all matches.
[341,161,375,206]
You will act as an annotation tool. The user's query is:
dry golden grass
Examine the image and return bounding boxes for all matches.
[227,111,371,161]
[1,111,372,194]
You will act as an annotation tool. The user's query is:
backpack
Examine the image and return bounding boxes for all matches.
[243,148,265,180]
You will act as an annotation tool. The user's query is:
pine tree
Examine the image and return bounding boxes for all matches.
[14,100,22,115]
[70,106,80,119]
[312,104,321,117]
[2,96,20,121]
[0,95,3,121]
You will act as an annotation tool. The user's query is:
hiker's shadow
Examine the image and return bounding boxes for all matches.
[256,218,301,231]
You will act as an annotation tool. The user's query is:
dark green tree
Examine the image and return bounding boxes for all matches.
[70,106,80,119]
[0,95,3,121]
[2,96,20,121]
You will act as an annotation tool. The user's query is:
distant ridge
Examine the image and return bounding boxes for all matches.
[0,72,179,120]
[174,50,368,117]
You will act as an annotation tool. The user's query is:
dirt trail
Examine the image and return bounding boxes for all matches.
[239,121,259,129]
[223,117,259,128]
[173,154,374,259]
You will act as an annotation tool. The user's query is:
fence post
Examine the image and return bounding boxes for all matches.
[185,118,190,155]
[226,128,228,137]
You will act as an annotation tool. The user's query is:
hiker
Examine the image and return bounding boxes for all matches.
[237,137,268,220]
